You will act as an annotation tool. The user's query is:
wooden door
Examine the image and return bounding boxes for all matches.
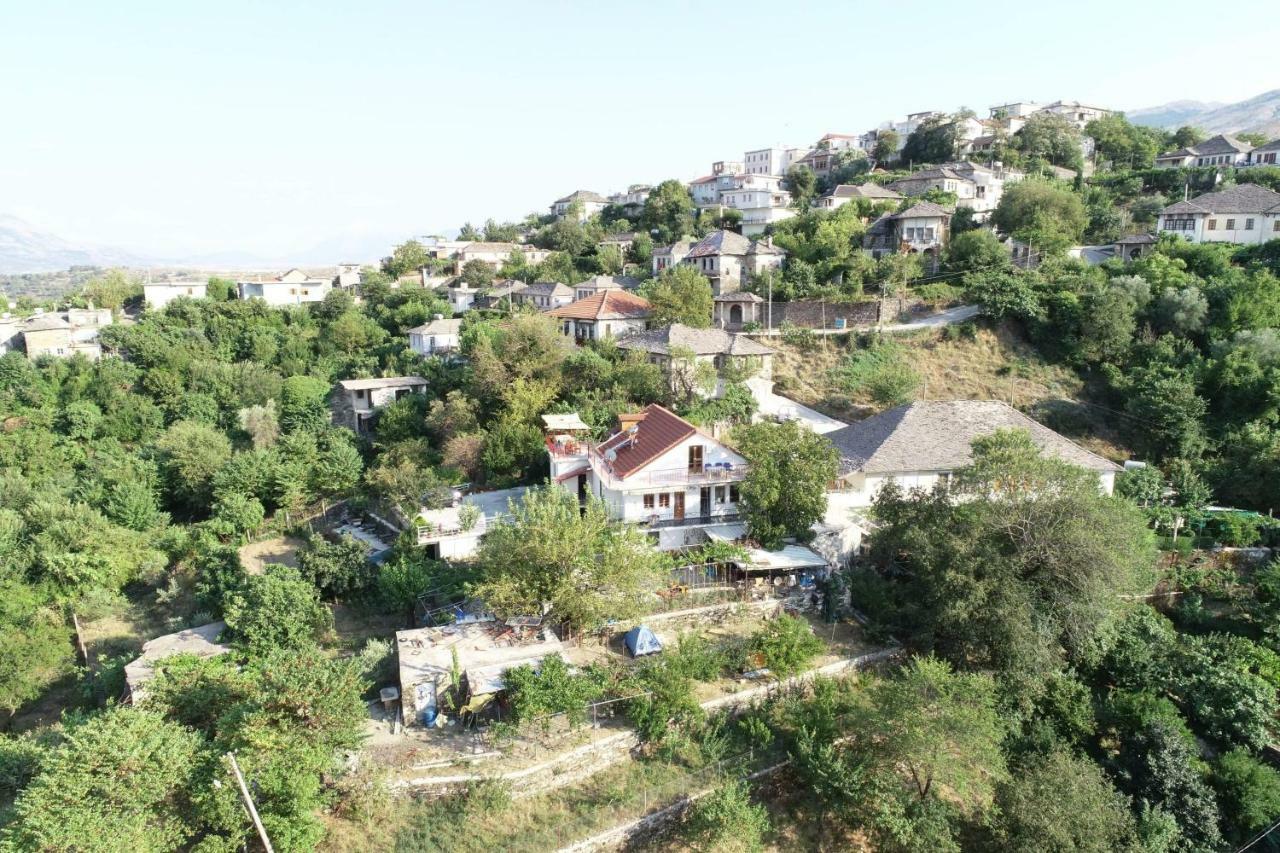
[673,491,685,520]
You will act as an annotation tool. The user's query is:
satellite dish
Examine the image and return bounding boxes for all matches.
[627,425,639,436]
[605,449,617,462]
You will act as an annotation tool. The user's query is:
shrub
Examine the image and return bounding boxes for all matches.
[749,614,824,677]
[1211,748,1280,844]
[831,337,919,407]
[502,655,608,729]
[683,779,770,853]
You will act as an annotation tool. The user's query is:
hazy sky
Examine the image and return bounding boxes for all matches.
[2,0,1276,261]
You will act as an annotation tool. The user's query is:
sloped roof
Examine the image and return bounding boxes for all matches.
[654,239,695,256]
[554,190,607,204]
[596,404,698,479]
[1156,147,1196,160]
[686,229,753,258]
[826,400,1120,477]
[826,183,904,200]
[339,376,429,391]
[890,167,971,185]
[714,292,764,303]
[547,290,652,321]
[23,314,72,332]
[1159,183,1280,215]
[461,242,524,255]
[1195,134,1252,156]
[1252,138,1280,153]
[518,281,573,297]
[407,318,462,336]
[893,201,952,220]
[578,274,641,290]
[616,324,775,357]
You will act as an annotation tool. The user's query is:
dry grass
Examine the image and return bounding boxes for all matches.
[770,321,1131,463]
[238,534,305,575]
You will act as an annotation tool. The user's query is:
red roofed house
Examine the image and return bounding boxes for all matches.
[546,290,652,342]
[545,405,747,544]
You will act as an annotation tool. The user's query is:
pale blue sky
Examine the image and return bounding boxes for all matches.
[2,0,1276,262]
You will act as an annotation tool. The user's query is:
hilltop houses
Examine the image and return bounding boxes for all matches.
[20,308,113,360]
[551,190,608,221]
[238,269,332,306]
[1155,134,1255,169]
[1157,184,1280,245]
[815,183,904,210]
[863,201,952,267]
[678,230,785,295]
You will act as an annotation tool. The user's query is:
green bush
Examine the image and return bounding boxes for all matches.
[749,614,824,677]
[913,282,962,303]
[831,337,919,407]
[682,779,770,853]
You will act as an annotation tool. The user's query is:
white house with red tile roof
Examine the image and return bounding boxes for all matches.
[546,405,748,540]
[546,290,651,342]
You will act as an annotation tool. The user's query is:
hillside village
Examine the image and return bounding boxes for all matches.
[3,90,1280,853]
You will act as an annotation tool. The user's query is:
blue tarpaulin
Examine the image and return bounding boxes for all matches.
[624,625,662,657]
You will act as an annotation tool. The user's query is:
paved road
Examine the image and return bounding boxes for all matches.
[746,378,846,434]
[876,303,981,332]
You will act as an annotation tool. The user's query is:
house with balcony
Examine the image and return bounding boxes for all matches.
[1156,184,1280,245]
[547,405,748,548]
[1245,139,1280,168]
[547,290,651,342]
[337,376,429,433]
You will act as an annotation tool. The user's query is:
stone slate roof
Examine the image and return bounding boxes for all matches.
[1156,147,1196,160]
[893,201,952,220]
[554,190,607,204]
[1195,134,1252,156]
[407,318,462,336]
[890,167,971,185]
[825,400,1120,477]
[826,183,904,200]
[714,292,765,303]
[616,323,775,357]
[518,281,573,297]
[686,229,753,258]
[1159,183,1280,216]
[23,314,72,332]
[1252,138,1280,153]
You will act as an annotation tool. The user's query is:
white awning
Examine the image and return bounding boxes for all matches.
[542,413,589,431]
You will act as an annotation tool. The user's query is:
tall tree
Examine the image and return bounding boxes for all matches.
[640,179,696,244]
[639,265,714,328]
[734,419,838,549]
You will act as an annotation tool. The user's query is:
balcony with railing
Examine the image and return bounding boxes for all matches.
[588,446,748,491]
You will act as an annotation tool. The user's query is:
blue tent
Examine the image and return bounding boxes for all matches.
[624,625,663,658]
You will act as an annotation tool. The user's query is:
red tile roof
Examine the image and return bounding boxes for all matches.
[597,404,697,479]
[547,290,652,321]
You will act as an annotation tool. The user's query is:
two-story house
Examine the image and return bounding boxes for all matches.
[337,376,429,433]
[21,308,113,360]
[238,269,332,306]
[679,230,785,295]
[548,405,748,548]
[512,282,574,310]
[863,202,951,269]
[616,323,774,397]
[1157,184,1280,245]
[573,274,641,301]
[815,183,904,210]
[550,190,608,221]
[454,242,551,274]
[407,316,462,356]
[1154,134,1254,169]
[144,281,207,310]
[652,239,695,277]
[1244,139,1280,168]
[547,290,651,342]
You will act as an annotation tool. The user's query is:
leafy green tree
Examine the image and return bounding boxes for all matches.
[1171,126,1206,148]
[208,492,264,539]
[1114,720,1224,853]
[383,239,430,278]
[640,264,714,328]
[222,564,332,656]
[783,165,817,208]
[988,750,1142,852]
[1086,114,1161,170]
[278,374,330,433]
[0,581,72,723]
[296,534,370,598]
[460,259,495,288]
[735,420,839,549]
[1011,113,1084,169]
[871,130,899,163]
[683,779,770,853]
[944,228,1009,273]
[749,613,823,676]
[0,709,206,852]
[992,180,1088,255]
[470,487,663,629]
[901,115,961,164]
[156,420,232,514]
[640,179,696,244]
[1211,748,1280,845]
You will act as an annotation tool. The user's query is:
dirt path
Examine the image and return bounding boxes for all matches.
[238,535,305,575]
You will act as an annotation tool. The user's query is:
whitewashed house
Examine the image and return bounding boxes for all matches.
[652,239,695,276]
[21,308,113,360]
[546,290,651,342]
[1157,184,1280,245]
[1245,139,1280,168]
[548,405,748,548]
[1154,134,1254,169]
[863,201,951,269]
[237,269,332,306]
[511,282,574,310]
[573,274,640,301]
[455,242,551,273]
[816,183,904,210]
[144,281,207,310]
[826,400,1120,507]
[408,316,462,356]
[338,376,429,433]
[743,146,805,176]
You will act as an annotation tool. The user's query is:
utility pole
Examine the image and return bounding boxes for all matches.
[225,752,274,853]
[766,268,773,332]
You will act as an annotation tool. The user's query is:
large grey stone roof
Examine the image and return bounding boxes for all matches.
[1159,183,1280,216]
[616,323,775,357]
[825,400,1120,477]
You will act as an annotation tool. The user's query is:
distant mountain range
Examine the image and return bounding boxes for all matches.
[0,214,400,275]
[1129,89,1280,138]
[0,215,148,274]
